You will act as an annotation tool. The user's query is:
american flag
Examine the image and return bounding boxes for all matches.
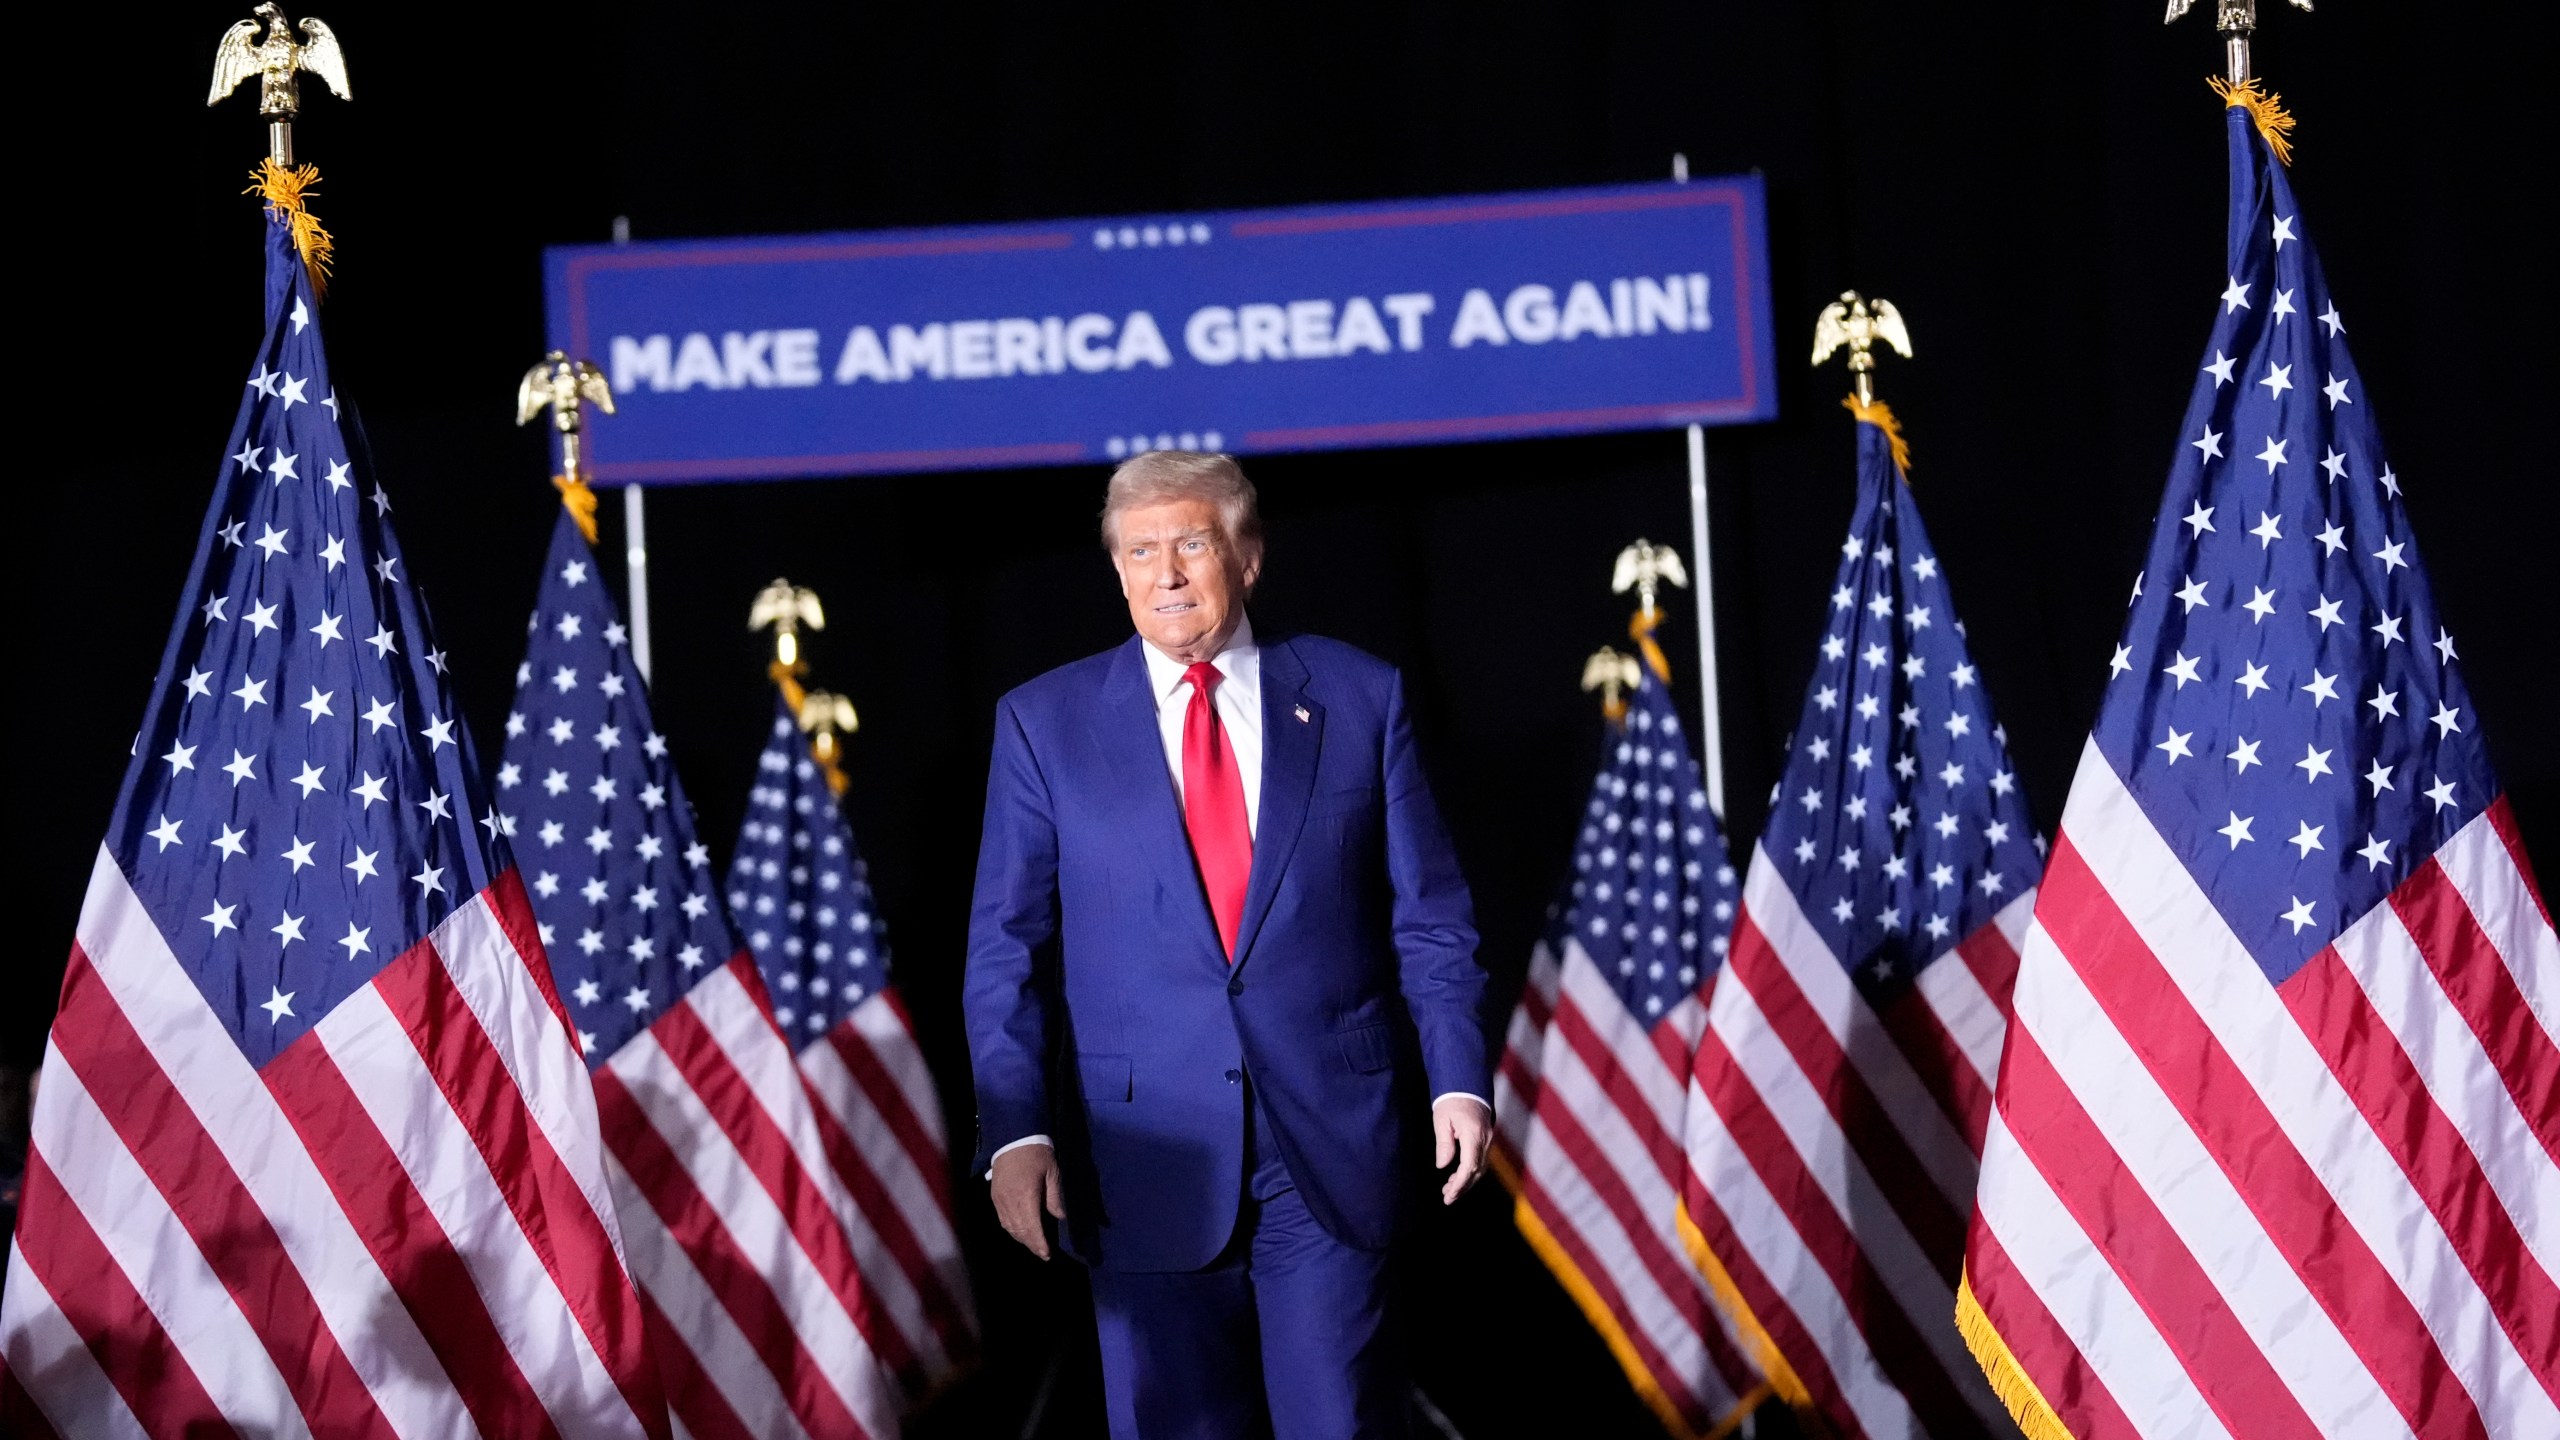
[1493,650,1765,1437]
[1958,97,2560,1438]
[496,510,905,1438]
[1681,403,2036,1439]
[0,208,669,1436]
[729,691,978,1405]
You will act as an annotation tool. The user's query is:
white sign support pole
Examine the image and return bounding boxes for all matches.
[1669,155,1728,820]
[1685,422,1726,820]
[624,483,654,684]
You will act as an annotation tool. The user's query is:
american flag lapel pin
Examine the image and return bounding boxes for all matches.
[1293,705,1310,723]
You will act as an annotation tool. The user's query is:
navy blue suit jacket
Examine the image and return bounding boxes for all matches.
[963,631,1492,1272]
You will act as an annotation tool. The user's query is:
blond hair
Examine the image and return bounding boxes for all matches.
[1100,450,1263,557]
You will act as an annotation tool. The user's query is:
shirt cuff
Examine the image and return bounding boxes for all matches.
[1432,1092,1493,1114]
[984,1133,1053,1181]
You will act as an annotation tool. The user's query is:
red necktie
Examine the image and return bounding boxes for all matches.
[1179,662,1252,960]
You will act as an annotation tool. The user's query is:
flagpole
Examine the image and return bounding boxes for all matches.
[1670,153,1728,821]
[604,217,655,684]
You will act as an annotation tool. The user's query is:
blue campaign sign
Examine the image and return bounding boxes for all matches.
[545,178,1776,484]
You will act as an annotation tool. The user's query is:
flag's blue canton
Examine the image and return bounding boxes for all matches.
[496,512,739,1063]
[1756,421,2041,1001]
[111,221,505,1066]
[2092,109,2493,985]
[728,695,896,1042]
[1555,672,1737,1021]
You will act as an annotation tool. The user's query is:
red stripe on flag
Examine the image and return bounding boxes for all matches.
[2388,859,2560,1167]
[2280,947,2560,1400]
[822,1018,954,1220]
[1993,1026,2323,1440]
[652,986,928,1380]
[375,937,665,1434]
[1516,1096,1729,1425]
[1723,918,1969,1275]
[1675,1167,1858,1427]
[50,949,398,1440]
[2038,840,2488,1440]
[795,1073,975,1373]
[1961,1228,2137,1440]
[1880,985,1991,1153]
[1546,996,1759,1392]
[635,1286,761,1440]
[12,1150,227,1437]
[262,1029,561,1440]
[0,1355,65,1440]
[1955,923,2021,1014]
[1689,1022,1981,1439]
[595,1069,878,1440]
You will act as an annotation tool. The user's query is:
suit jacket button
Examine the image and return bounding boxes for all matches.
[1226,977,1243,996]
[1224,1069,1240,1083]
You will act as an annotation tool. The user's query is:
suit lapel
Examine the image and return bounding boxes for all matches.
[1232,637,1320,971]
[1092,637,1226,969]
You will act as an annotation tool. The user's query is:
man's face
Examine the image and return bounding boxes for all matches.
[1112,497,1260,662]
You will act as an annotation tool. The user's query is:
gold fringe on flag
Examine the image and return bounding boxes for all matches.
[1673,1202,1813,1413]
[1487,1148,1768,1440]
[1843,395,1912,477]
[1954,1272,2081,1440]
[247,158,335,297]
[2209,75,2297,166]
[553,474,600,544]
[1630,608,1674,686]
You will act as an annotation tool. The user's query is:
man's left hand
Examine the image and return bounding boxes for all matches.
[1433,1095,1494,1205]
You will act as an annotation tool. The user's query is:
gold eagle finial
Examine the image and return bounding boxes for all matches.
[1811,291,1913,404]
[517,351,617,492]
[1611,538,1690,620]
[749,579,827,671]
[210,6,348,163]
[795,690,862,796]
[1581,646,1642,721]
[2164,0,2310,86]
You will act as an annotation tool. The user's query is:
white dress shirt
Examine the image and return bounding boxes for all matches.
[988,617,1485,1174]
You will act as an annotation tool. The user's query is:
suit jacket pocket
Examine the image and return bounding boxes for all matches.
[1335,1022,1394,1076]
[1078,1052,1133,1102]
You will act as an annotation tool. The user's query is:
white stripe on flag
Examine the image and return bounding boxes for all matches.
[316,979,639,1431]
[34,1059,313,1439]
[63,848,464,1435]
[1679,1073,1915,1439]
[849,993,948,1145]
[605,1154,817,1440]
[2432,813,2560,1033]
[1911,940,2004,1094]
[0,1248,152,1440]
[608,1031,899,1423]
[2056,745,2557,1434]
[1969,1102,2234,1440]
[1556,942,1693,1133]
[1738,854,1976,1206]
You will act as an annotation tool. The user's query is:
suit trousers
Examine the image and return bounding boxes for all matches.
[1087,1092,1408,1440]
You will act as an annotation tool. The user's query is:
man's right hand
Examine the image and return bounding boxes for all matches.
[990,1143,1065,1260]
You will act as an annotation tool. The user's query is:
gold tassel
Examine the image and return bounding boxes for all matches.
[770,662,809,715]
[553,474,599,545]
[1630,608,1674,685]
[1601,693,1630,724]
[246,159,335,298]
[2209,75,2297,166]
[1954,1272,2082,1440]
[1843,395,1912,477]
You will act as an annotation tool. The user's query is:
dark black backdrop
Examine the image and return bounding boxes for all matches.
[11,4,2540,1436]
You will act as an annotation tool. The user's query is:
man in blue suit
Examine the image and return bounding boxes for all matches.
[964,450,1494,1438]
